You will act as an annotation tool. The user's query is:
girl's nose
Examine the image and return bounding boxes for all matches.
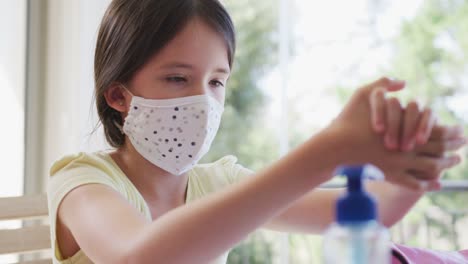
[189,81,210,97]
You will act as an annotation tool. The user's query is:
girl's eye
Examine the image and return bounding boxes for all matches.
[166,76,187,83]
[210,80,225,88]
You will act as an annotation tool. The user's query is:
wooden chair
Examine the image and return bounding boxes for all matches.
[0,194,52,264]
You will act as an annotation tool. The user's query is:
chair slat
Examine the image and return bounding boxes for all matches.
[14,259,52,264]
[0,195,48,221]
[0,225,51,254]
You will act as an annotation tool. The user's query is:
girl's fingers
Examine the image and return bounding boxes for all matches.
[410,154,461,175]
[364,77,406,135]
[429,125,465,140]
[406,169,438,181]
[415,138,467,157]
[394,172,429,191]
[427,180,442,191]
[403,172,441,191]
[385,97,402,150]
[401,101,420,151]
[369,88,386,133]
[363,77,406,93]
[416,107,436,145]
[394,170,442,192]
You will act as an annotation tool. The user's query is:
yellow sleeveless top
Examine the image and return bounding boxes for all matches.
[47,151,252,264]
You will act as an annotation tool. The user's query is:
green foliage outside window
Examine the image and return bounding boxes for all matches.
[205,0,468,262]
[202,0,280,172]
[386,0,468,251]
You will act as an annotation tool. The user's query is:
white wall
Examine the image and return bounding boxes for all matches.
[41,0,111,187]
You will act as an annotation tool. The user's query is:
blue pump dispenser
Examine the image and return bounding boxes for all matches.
[323,164,391,264]
[336,165,377,224]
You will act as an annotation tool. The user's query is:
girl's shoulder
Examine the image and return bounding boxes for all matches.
[47,150,150,219]
[47,151,127,201]
[190,155,254,185]
[49,151,115,177]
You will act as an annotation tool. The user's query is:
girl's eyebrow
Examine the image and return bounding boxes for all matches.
[160,62,230,74]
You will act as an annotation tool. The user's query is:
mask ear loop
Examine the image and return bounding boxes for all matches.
[114,84,134,135]
[120,84,135,97]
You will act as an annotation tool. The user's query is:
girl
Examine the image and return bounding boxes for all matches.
[47,0,466,263]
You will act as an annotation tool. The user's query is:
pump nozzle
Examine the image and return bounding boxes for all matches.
[334,164,383,224]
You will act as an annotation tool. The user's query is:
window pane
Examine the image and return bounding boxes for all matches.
[285,0,468,261]
[207,1,291,263]
[0,2,27,264]
[0,0,26,196]
[216,0,468,261]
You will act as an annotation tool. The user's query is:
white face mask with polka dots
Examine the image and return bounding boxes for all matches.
[121,87,224,175]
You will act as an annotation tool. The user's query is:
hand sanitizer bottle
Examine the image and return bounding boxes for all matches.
[323,165,391,264]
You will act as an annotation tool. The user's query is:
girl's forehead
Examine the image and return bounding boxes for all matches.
[146,18,230,72]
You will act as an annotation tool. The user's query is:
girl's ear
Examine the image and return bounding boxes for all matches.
[104,84,130,112]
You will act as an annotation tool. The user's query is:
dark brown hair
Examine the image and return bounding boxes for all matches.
[94,0,236,148]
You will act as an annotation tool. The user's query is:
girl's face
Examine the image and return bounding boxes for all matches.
[126,18,231,104]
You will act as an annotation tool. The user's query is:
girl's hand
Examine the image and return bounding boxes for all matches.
[326,77,464,191]
[368,80,466,191]
[369,84,436,151]
[411,124,466,191]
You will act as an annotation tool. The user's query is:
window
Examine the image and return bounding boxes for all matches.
[0,0,26,198]
[216,0,468,263]
[0,1,27,263]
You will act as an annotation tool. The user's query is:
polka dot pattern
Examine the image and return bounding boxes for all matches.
[123,95,224,175]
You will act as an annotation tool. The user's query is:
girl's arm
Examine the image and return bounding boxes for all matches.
[263,181,425,233]
[59,129,343,264]
[58,77,459,264]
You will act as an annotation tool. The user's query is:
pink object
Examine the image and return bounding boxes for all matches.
[391,243,468,264]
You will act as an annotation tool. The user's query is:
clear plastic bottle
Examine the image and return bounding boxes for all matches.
[323,165,391,264]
